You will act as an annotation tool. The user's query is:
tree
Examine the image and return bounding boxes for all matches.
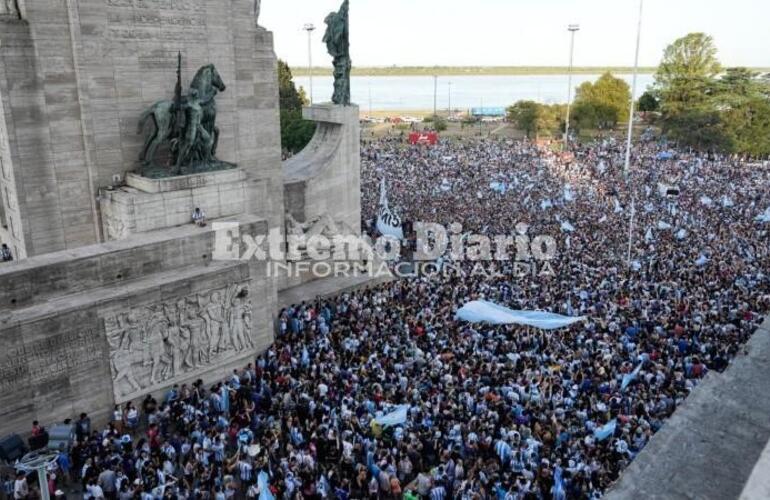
[278,60,307,111]
[638,91,659,112]
[278,60,315,153]
[506,101,559,139]
[715,68,770,155]
[655,33,721,118]
[571,72,631,130]
[432,116,448,132]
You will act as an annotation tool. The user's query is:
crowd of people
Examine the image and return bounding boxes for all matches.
[12,135,770,499]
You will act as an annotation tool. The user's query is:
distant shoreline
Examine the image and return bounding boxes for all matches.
[293,66,661,77]
[293,66,770,78]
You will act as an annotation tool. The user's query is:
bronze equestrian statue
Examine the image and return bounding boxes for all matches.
[137,58,229,176]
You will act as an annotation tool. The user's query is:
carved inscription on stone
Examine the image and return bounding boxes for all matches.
[106,0,207,42]
[105,282,255,401]
[0,329,104,391]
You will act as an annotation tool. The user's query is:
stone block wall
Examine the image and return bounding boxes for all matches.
[0,217,276,436]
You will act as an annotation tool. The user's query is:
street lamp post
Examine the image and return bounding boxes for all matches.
[625,0,644,266]
[303,23,316,105]
[16,452,59,500]
[448,82,452,118]
[624,0,644,176]
[564,24,580,146]
[433,75,438,118]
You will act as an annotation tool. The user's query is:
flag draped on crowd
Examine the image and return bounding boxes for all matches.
[374,404,410,427]
[455,300,586,330]
[376,178,404,239]
[594,419,617,441]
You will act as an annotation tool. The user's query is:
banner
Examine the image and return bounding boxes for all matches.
[455,300,586,330]
[409,131,438,145]
[376,178,404,239]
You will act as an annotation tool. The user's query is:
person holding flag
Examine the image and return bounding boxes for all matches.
[376,177,404,240]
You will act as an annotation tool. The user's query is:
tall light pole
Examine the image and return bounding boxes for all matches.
[624,0,643,176]
[433,75,438,118]
[303,23,316,105]
[16,452,59,500]
[625,0,644,266]
[564,24,580,146]
[448,81,452,117]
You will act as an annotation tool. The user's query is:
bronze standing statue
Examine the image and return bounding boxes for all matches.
[137,55,233,177]
[323,0,351,106]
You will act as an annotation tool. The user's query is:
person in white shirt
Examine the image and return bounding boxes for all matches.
[85,479,105,499]
[192,207,207,227]
[13,472,28,500]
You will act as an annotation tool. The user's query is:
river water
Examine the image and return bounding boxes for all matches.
[294,74,655,112]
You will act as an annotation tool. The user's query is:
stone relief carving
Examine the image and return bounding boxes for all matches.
[0,0,21,18]
[285,212,358,261]
[104,213,128,241]
[286,212,356,240]
[105,282,254,400]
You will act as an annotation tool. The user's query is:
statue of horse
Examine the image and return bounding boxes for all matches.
[137,64,226,168]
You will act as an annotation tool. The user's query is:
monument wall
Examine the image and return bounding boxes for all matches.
[0,218,276,436]
[0,0,283,258]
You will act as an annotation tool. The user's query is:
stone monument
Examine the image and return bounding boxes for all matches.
[0,0,283,257]
[0,0,369,438]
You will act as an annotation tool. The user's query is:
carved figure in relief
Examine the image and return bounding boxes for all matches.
[1,1,21,18]
[286,212,313,237]
[183,308,208,367]
[228,287,249,351]
[163,303,183,374]
[107,314,143,395]
[244,301,254,346]
[204,291,227,353]
[145,310,174,385]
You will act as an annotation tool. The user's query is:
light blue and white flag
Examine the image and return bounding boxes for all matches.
[376,178,404,239]
[621,363,643,391]
[490,181,507,194]
[258,471,275,500]
[552,466,567,500]
[594,419,617,441]
[455,301,586,330]
[374,404,409,427]
[563,184,575,202]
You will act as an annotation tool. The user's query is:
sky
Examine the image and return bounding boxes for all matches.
[260,0,769,69]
